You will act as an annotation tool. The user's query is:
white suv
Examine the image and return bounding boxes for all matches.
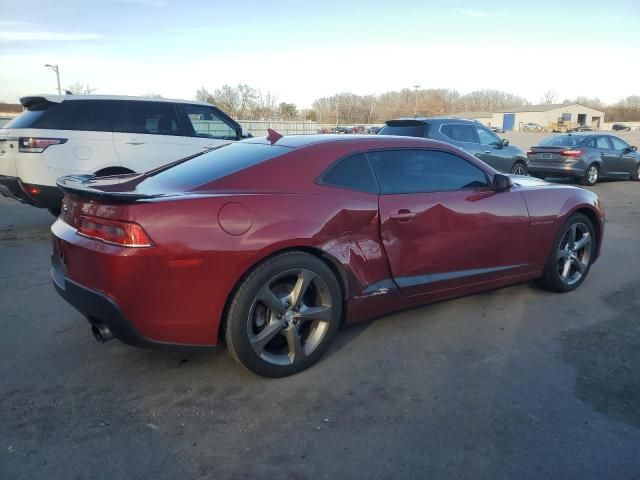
[0,95,249,214]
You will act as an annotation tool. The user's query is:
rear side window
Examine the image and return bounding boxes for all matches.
[319,153,378,193]
[181,104,238,140]
[116,101,182,136]
[5,100,117,131]
[596,137,611,149]
[369,149,489,194]
[441,124,477,143]
[136,142,290,194]
[379,121,428,138]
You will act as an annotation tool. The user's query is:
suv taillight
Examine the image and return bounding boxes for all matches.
[19,137,67,153]
[560,149,584,158]
[526,149,534,156]
[77,216,152,248]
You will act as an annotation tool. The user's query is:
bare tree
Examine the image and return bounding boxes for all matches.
[67,82,97,95]
[253,90,278,119]
[195,87,214,104]
[540,90,558,105]
[278,102,297,120]
[237,84,257,119]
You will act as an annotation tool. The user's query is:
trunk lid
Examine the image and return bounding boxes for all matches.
[527,146,571,163]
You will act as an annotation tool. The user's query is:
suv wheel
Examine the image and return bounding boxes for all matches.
[511,162,528,176]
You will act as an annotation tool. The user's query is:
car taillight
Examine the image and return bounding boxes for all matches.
[77,215,152,248]
[561,149,584,158]
[526,149,534,156]
[19,137,67,153]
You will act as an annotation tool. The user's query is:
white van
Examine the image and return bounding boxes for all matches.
[0,95,249,214]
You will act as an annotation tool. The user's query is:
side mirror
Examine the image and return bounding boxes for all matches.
[241,126,252,138]
[493,173,513,191]
[630,145,637,152]
[500,138,509,147]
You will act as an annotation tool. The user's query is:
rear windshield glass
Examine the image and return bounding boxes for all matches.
[539,135,587,147]
[379,122,428,138]
[3,103,49,129]
[3,100,117,131]
[136,142,290,194]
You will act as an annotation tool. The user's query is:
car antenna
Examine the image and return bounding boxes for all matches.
[267,128,283,145]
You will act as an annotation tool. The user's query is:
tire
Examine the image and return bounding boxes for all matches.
[225,252,343,377]
[631,164,640,182]
[581,164,599,186]
[48,207,61,217]
[510,162,528,176]
[537,213,595,293]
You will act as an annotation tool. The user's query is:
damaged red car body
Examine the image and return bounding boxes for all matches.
[51,134,604,377]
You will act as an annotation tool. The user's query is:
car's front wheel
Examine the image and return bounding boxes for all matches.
[225,252,342,377]
[537,213,595,293]
[631,164,640,182]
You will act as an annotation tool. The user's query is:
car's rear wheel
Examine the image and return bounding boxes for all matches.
[631,164,640,182]
[225,252,342,377]
[581,164,599,186]
[511,162,528,176]
[537,213,595,293]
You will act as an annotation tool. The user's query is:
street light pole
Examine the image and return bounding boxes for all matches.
[44,64,61,95]
[413,85,420,118]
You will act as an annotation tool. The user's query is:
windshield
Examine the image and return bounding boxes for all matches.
[539,135,587,147]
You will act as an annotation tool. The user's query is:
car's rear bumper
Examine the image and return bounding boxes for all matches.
[51,260,216,352]
[0,174,63,208]
[528,163,586,178]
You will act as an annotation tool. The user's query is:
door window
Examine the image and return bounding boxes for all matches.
[610,136,630,151]
[475,126,501,146]
[369,149,489,194]
[440,124,477,143]
[596,137,612,150]
[181,104,238,140]
[116,101,183,136]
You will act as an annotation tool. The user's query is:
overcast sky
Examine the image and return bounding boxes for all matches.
[0,0,638,107]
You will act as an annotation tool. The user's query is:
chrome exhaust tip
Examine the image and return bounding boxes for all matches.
[91,324,114,343]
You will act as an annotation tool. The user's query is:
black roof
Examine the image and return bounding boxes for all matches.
[385,117,479,125]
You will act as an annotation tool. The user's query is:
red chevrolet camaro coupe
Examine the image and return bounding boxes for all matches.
[51,134,604,377]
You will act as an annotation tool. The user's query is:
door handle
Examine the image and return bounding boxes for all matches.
[125,139,145,145]
[600,152,605,156]
[484,150,492,154]
[390,209,416,223]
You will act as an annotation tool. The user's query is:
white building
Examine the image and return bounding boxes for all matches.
[456,103,605,131]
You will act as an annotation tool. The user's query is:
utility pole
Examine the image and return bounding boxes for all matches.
[413,85,420,117]
[44,64,61,95]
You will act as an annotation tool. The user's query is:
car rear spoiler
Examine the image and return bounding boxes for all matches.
[20,96,63,109]
[56,175,161,203]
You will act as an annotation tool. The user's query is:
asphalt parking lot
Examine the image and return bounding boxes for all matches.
[1,177,640,479]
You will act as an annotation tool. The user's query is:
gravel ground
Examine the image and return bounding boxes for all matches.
[1,178,639,480]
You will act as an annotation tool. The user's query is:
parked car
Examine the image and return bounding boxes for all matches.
[51,134,603,377]
[0,94,249,215]
[573,125,596,132]
[522,122,544,132]
[527,133,640,185]
[490,126,505,133]
[612,124,631,132]
[379,117,528,175]
[333,126,353,134]
[368,126,382,134]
